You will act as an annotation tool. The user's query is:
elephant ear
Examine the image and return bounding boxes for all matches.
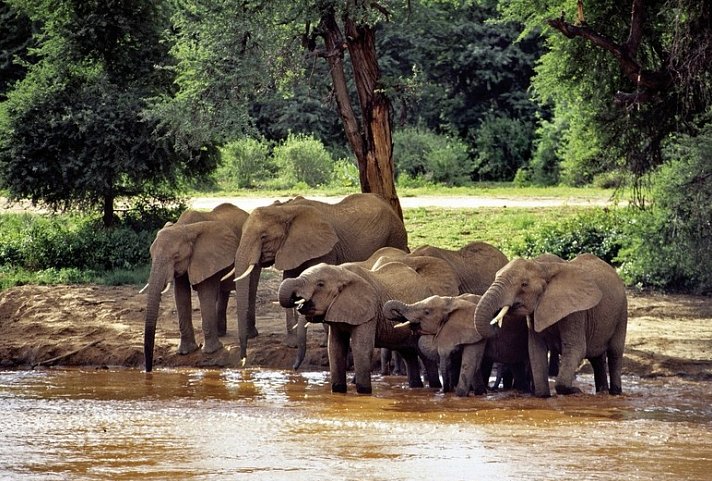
[442,297,483,344]
[533,263,603,333]
[188,222,240,285]
[325,269,378,326]
[275,206,339,271]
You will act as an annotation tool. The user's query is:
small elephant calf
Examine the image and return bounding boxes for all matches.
[383,293,529,396]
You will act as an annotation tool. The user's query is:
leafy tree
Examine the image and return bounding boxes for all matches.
[0,1,36,101]
[501,0,712,181]
[0,0,216,226]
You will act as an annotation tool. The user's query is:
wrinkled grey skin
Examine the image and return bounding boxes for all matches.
[278,261,456,394]
[232,194,409,364]
[143,204,248,372]
[384,293,529,396]
[410,241,509,295]
[474,253,628,397]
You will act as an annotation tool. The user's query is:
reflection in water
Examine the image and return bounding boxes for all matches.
[0,369,710,481]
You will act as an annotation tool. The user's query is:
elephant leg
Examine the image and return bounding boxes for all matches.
[380,348,392,375]
[607,320,627,395]
[511,362,530,392]
[455,344,480,397]
[175,275,199,355]
[401,351,424,388]
[555,321,586,395]
[246,266,260,338]
[216,289,230,337]
[351,325,374,394]
[480,357,494,391]
[328,326,350,393]
[392,350,405,375]
[196,278,223,354]
[589,354,609,393]
[528,330,552,397]
[439,351,453,393]
[422,355,441,389]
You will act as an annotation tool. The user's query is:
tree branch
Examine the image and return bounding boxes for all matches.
[547,6,673,102]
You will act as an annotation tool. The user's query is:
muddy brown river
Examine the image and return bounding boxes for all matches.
[0,369,710,481]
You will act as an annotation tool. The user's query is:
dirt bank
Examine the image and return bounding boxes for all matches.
[0,274,711,382]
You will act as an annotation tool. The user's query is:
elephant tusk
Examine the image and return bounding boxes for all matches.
[234,264,255,282]
[138,283,149,294]
[526,315,532,330]
[294,298,306,306]
[161,282,172,294]
[221,266,236,282]
[241,357,247,367]
[304,322,312,329]
[394,321,412,329]
[490,305,510,328]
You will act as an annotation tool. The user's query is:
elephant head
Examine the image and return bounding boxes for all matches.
[278,263,378,325]
[143,221,238,372]
[473,257,603,339]
[384,294,481,338]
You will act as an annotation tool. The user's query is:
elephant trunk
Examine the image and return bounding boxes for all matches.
[278,277,311,371]
[143,263,171,372]
[234,238,263,364]
[292,315,307,370]
[474,280,510,339]
[278,277,303,308]
[383,299,410,323]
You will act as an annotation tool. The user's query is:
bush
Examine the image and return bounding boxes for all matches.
[393,127,473,186]
[331,158,360,188]
[511,208,627,265]
[617,125,712,293]
[218,137,274,188]
[472,114,534,181]
[272,133,333,187]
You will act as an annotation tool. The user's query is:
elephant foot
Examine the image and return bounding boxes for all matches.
[555,385,583,395]
[248,327,259,339]
[455,386,471,397]
[408,379,425,388]
[609,385,622,396]
[177,340,200,355]
[331,383,347,393]
[202,339,224,354]
[356,384,372,395]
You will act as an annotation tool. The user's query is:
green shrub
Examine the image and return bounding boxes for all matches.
[330,158,360,188]
[511,208,627,265]
[472,114,534,181]
[618,125,712,293]
[218,137,274,188]
[393,127,472,186]
[272,133,333,187]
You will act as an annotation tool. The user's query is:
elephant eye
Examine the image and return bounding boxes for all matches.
[521,281,529,288]
[316,281,325,288]
[424,309,431,316]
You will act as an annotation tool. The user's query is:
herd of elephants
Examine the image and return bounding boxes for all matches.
[142,193,627,398]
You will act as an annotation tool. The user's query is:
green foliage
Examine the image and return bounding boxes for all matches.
[472,114,534,181]
[0,0,216,225]
[618,124,712,293]
[393,127,473,186]
[272,133,334,187]
[529,115,563,185]
[331,158,360,188]
[218,137,274,189]
[0,1,36,101]
[0,206,176,275]
[511,208,627,265]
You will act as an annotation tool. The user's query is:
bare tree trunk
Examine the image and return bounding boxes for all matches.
[316,6,403,220]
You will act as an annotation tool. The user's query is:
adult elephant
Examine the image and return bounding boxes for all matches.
[384,293,529,396]
[410,241,509,295]
[474,253,628,397]
[142,203,251,372]
[278,260,458,394]
[230,193,409,364]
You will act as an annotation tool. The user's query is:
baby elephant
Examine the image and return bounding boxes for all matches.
[383,294,529,396]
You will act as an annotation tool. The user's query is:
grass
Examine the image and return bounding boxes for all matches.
[191,181,622,202]
[1,184,617,289]
[404,206,593,256]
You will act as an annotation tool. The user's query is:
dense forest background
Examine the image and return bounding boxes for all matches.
[0,0,710,292]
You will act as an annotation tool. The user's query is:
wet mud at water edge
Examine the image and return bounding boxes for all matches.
[0,369,710,481]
